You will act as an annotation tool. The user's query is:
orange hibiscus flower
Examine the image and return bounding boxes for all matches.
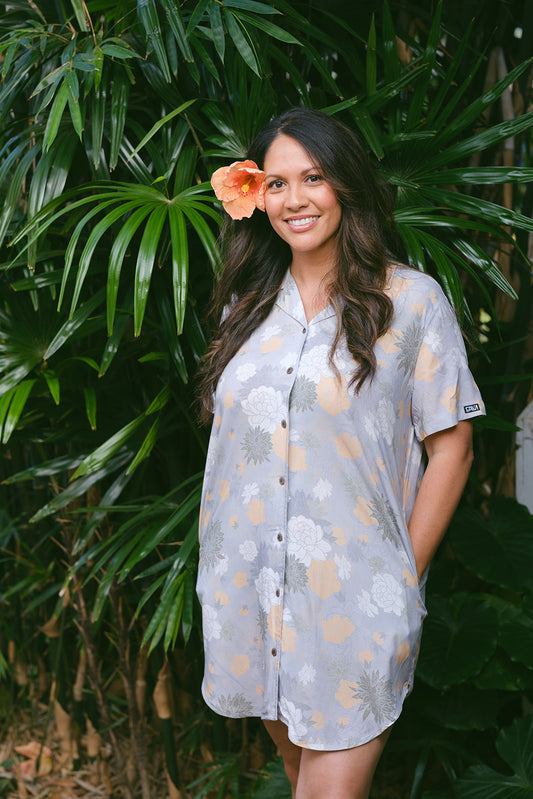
[211,160,266,220]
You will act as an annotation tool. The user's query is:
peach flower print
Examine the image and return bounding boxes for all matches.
[211,160,266,219]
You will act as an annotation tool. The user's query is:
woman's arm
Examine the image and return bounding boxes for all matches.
[408,420,474,581]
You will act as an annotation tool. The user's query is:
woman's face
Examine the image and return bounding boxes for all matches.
[262,134,341,265]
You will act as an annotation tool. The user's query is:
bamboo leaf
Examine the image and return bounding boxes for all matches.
[405,0,442,129]
[366,14,377,97]
[160,0,194,62]
[59,197,118,312]
[84,386,97,430]
[2,380,36,444]
[381,0,399,83]
[137,0,172,82]
[234,10,300,44]
[0,143,40,248]
[66,70,83,140]
[127,416,160,473]
[425,114,533,172]
[222,0,280,12]
[42,370,60,404]
[420,167,533,185]
[110,66,130,171]
[69,0,89,30]
[90,79,106,170]
[168,205,188,334]
[223,9,260,76]
[30,451,131,523]
[435,56,533,147]
[43,80,70,152]
[419,187,533,231]
[44,288,106,360]
[74,470,133,553]
[426,20,474,127]
[155,288,188,382]
[107,205,153,334]
[134,205,168,336]
[69,199,140,317]
[208,1,225,62]
[72,414,146,479]
[127,99,195,162]
[99,310,131,376]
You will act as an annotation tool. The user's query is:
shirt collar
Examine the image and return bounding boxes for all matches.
[275,269,337,326]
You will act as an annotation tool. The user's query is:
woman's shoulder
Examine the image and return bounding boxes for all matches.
[386,263,449,308]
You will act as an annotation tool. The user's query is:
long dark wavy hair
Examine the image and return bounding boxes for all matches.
[197,107,399,424]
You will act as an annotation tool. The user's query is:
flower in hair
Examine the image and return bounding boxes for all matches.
[211,160,266,220]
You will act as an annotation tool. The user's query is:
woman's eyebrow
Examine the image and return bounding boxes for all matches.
[264,166,320,180]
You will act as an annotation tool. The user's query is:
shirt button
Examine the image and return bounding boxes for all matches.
[275,589,281,597]
[271,648,277,657]
[302,327,306,334]
[279,477,285,485]
[277,533,283,542]
[281,419,287,428]
[286,367,294,374]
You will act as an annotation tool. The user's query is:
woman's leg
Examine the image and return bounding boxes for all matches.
[263,719,302,798]
[263,719,391,799]
[295,727,391,799]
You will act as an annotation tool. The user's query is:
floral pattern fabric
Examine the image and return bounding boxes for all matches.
[197,266,485,750]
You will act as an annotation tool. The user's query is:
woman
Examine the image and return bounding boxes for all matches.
[196,108,484,799]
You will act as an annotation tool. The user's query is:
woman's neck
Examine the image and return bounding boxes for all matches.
[290,258,336,323]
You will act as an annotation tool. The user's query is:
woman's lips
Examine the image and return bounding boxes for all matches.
[285,215,319,230]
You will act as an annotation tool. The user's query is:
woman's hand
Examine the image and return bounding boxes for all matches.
[408,420,474,580]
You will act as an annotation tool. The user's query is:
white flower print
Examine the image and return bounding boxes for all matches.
[357,589,379,618]
[423,330,442,352]
[239,540,258,562]
[236,363,256,382]
[203,605,222,640]
[261,325,281,341]
[363,398,394,445]
[371,573,404,616]
[241,386,284,433]
[334,554,351,580]
[313,478,332,501]
[279,698,308,740]
[255,567,282,612]
[299,344,331,383]
[242,483,259,504]
[282,606,293,626]
[287,515,330,567]
[280,351,297,369]
[214,555,228,577]
[298,664,316,685]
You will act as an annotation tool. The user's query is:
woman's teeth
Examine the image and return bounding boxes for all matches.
[287,216,318,227]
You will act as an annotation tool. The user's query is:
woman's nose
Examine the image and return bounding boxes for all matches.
[285,182,308,209]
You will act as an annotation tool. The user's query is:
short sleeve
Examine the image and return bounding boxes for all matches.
[411,288,485,441]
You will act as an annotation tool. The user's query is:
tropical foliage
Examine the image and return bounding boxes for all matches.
[1,0,532,796]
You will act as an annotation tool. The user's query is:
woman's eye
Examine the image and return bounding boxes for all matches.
[268,180,284,190]
[306,174,322,183]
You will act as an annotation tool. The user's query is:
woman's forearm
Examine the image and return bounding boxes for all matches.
[408,420,474,580]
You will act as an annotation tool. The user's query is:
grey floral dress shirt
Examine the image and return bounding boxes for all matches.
[197,266,485,750]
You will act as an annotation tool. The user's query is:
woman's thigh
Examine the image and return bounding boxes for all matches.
[263,718,391,799]
[296,728,391,799]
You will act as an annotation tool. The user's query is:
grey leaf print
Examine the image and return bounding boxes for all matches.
[355,669,396,725]
[368,493,402,546]
[213,693,255,716]
[242,426,272,464]
[200,520,224,572]
[290,376,317,412]
[397,321,424,376]
[285,554,308,593]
